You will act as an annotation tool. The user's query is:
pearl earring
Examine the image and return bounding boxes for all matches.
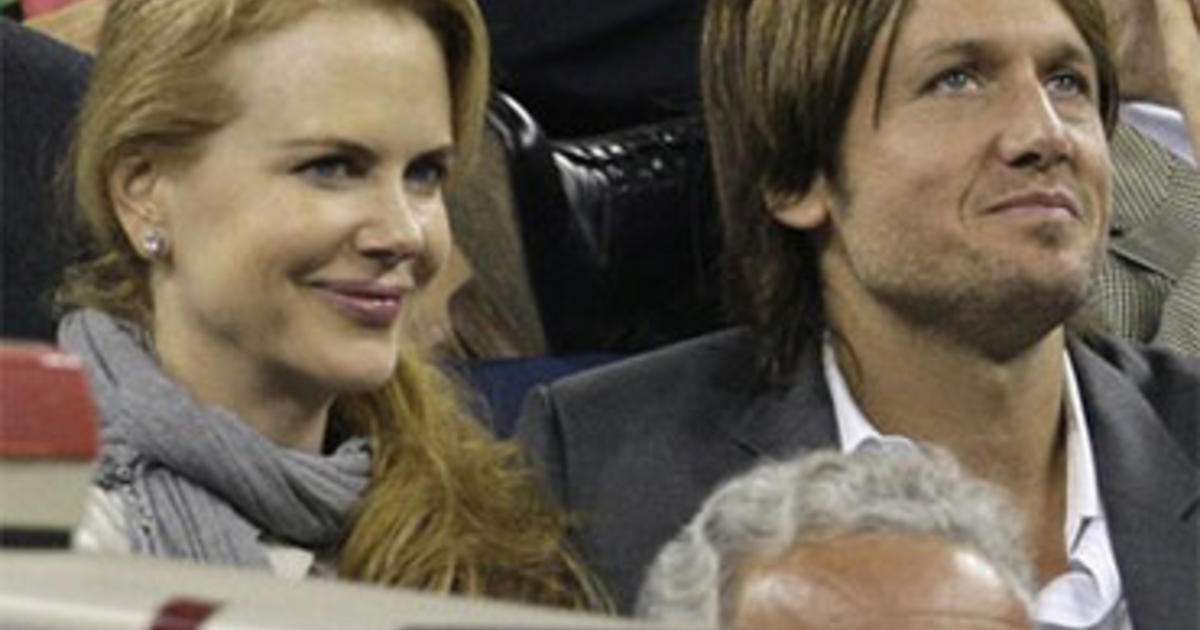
[143,229,169,260]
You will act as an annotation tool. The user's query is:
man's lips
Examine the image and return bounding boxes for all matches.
[309,280,408,328]
[985,189,1082,220]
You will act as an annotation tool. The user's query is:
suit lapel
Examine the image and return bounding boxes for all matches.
[727,341,840,459]
[1071,340,1200,630]
[719,334,1199,628]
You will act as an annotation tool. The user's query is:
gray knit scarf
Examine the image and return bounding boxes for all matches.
[58,309,371,568]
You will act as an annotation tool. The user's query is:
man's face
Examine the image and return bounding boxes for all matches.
[790,0,1111,357]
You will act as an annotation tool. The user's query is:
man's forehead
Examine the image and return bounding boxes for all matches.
[887,0,1095,68]
[733,534,1030,630]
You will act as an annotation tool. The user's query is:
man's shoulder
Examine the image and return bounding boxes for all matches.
[535,326,758,424]
[544,328,759,410]
[1073,334,1199,456]
[1078,334,1200,389]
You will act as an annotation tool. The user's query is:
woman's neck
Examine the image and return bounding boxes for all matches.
[152,319,333,454]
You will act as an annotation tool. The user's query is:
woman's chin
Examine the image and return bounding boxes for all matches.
[307,351,400,396]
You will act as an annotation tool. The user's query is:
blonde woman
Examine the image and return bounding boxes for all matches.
[57,0,604,609]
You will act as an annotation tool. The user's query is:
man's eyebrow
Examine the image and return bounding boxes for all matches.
[1042,41,1094,69]
[909,39,993,65]
[909,38,1094,69]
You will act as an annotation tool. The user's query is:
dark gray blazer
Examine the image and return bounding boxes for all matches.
[516,329,1200,625]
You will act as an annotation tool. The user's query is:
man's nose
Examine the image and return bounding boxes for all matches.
[995,78,1075,171]
[355,179,426,268]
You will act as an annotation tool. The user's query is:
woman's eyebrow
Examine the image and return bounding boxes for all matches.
[416,145,457,162]
[275,137,376,157]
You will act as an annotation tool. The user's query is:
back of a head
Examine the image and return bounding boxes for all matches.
[636,444,1036,628]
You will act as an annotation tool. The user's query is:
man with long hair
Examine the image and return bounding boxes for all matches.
[518,0,1199,626]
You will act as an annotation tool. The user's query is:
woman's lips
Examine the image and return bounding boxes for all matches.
[310,282,405,328]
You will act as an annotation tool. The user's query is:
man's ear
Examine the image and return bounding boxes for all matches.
[109,153,168,259]
[767,175,835,230]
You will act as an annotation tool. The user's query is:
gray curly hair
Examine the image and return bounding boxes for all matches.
[635,443,1035,625]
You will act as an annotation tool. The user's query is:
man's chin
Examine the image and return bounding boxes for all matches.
[962,279,1089,361]
[879,274,1090,361]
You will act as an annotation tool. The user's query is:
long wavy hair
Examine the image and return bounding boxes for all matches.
[59,0,607,610]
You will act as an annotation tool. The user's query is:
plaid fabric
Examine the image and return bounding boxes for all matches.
[1091,123,1200,356]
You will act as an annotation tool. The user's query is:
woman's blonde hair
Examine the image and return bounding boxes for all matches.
[60,0,606,610]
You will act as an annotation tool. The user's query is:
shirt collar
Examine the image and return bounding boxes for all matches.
[823,339,885,453]
[822,340,1102,545]
[821,340,1124,627]
[1062,351,1101,548]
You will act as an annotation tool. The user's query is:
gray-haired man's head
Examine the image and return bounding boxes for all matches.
[636,445,1035,629]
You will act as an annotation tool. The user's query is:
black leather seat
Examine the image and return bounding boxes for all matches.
[489,92,726,354]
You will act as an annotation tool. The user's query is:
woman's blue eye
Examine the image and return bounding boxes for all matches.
[404,159,448,195]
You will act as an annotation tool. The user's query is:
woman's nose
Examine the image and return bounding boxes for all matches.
[355,180,427,268]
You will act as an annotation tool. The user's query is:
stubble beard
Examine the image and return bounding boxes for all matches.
[851,223,1104,363]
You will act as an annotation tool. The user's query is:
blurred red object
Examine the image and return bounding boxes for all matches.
[20,0,89,18]
[0,342,98,460]
[0,341,99,544]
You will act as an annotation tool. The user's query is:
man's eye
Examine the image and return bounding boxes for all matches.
[1046,71,1090,97]
[928,68,980,94]
[295,155,365,181]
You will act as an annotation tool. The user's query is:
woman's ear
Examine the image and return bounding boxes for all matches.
[109,153,170,260]
[767,175,834,230]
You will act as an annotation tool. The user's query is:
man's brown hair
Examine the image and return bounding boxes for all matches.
[701,0,1118,384]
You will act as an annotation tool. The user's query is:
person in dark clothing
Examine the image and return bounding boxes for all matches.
[1,19,92,340]
[480,0,703,136]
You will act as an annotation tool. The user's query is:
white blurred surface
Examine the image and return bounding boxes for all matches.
[0,461,92,530]
[0,551,677,630]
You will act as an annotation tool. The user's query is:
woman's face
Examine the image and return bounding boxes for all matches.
[134,5,454,404]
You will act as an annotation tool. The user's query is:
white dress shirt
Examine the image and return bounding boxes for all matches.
[822,342,1133,630]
